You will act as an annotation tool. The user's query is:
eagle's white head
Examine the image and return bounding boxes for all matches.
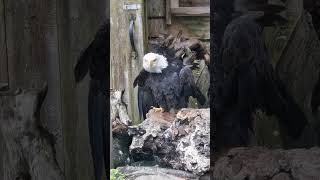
[143,53,168,73]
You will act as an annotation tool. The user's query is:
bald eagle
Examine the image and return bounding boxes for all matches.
[133,47,206,119]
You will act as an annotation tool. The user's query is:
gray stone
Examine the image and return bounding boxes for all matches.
[213,147,320,180]
[129,108,210,175]
[117,166,199,180]
[111,90,133,167]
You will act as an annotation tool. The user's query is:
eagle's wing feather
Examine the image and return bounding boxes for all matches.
[138,87,155,120]
[74,47,91,83]
[134,69,155,119]
[133,69,150,87]
[74,21,109,83]
[179,66,206,105]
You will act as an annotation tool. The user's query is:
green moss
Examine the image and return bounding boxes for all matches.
[110,169,126,180]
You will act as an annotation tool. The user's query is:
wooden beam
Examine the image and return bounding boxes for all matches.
[0,0,8,90]
[170,0,179,8]
[148,0,165,37]
[171,6,210,16]
[166,0,172,25]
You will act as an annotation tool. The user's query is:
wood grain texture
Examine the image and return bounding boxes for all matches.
[166,0,172,24]
[179,0,210,7]
[167,16,210,40]
[0,1,108,179]
[0,0,8,89]
[148,0,166,37]
[111,0,146,125]
[171,0,179,8]
[5,0,48,90]
[171,6,210,16]
[57,0,107,179]
[1,0,66,179]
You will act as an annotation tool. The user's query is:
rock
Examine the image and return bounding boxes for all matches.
[129,108,210,175]
[112,133,132,168]
[213,147,320,180]
[110,90,131,126]
[117,166,199,180]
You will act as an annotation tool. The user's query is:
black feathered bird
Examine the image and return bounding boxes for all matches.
[74,21,109,180]
[212,5,308,148]
[133,44,206,119]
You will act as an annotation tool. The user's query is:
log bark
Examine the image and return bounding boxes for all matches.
[0,87,64,180]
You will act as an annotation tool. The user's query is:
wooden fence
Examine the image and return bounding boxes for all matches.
[0,0,108,180]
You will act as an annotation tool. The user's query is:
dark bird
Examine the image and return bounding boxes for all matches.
[74,21,109,180]
[133,45,206,120]
[212,10,308,149]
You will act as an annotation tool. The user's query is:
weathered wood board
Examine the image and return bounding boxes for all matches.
[148,0,166,37]
[0,0,8,89]
[171,7,209,16]
[0,0,107,180]
[111,0,146,125]
[57,0,107,179]
[148,0,210,40]
[167,16,210,40]
[2,0,65,178]
[179,0,210,7]
[5,0,48,90]
[0,1,7,176]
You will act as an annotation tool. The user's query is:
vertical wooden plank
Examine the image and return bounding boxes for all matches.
[0,0,8,89]
[171,0,179,8]
[57,0,107,179]
[5,0,47,90]
[56,2,75,179]
[110,0,130,91]
[166,0,172,24]
[3,0,65,176]
[179,0,210,7]
[0,132,4,179]
[111,0,146,124]
[38,0,65,173]
[148,0,165,37]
